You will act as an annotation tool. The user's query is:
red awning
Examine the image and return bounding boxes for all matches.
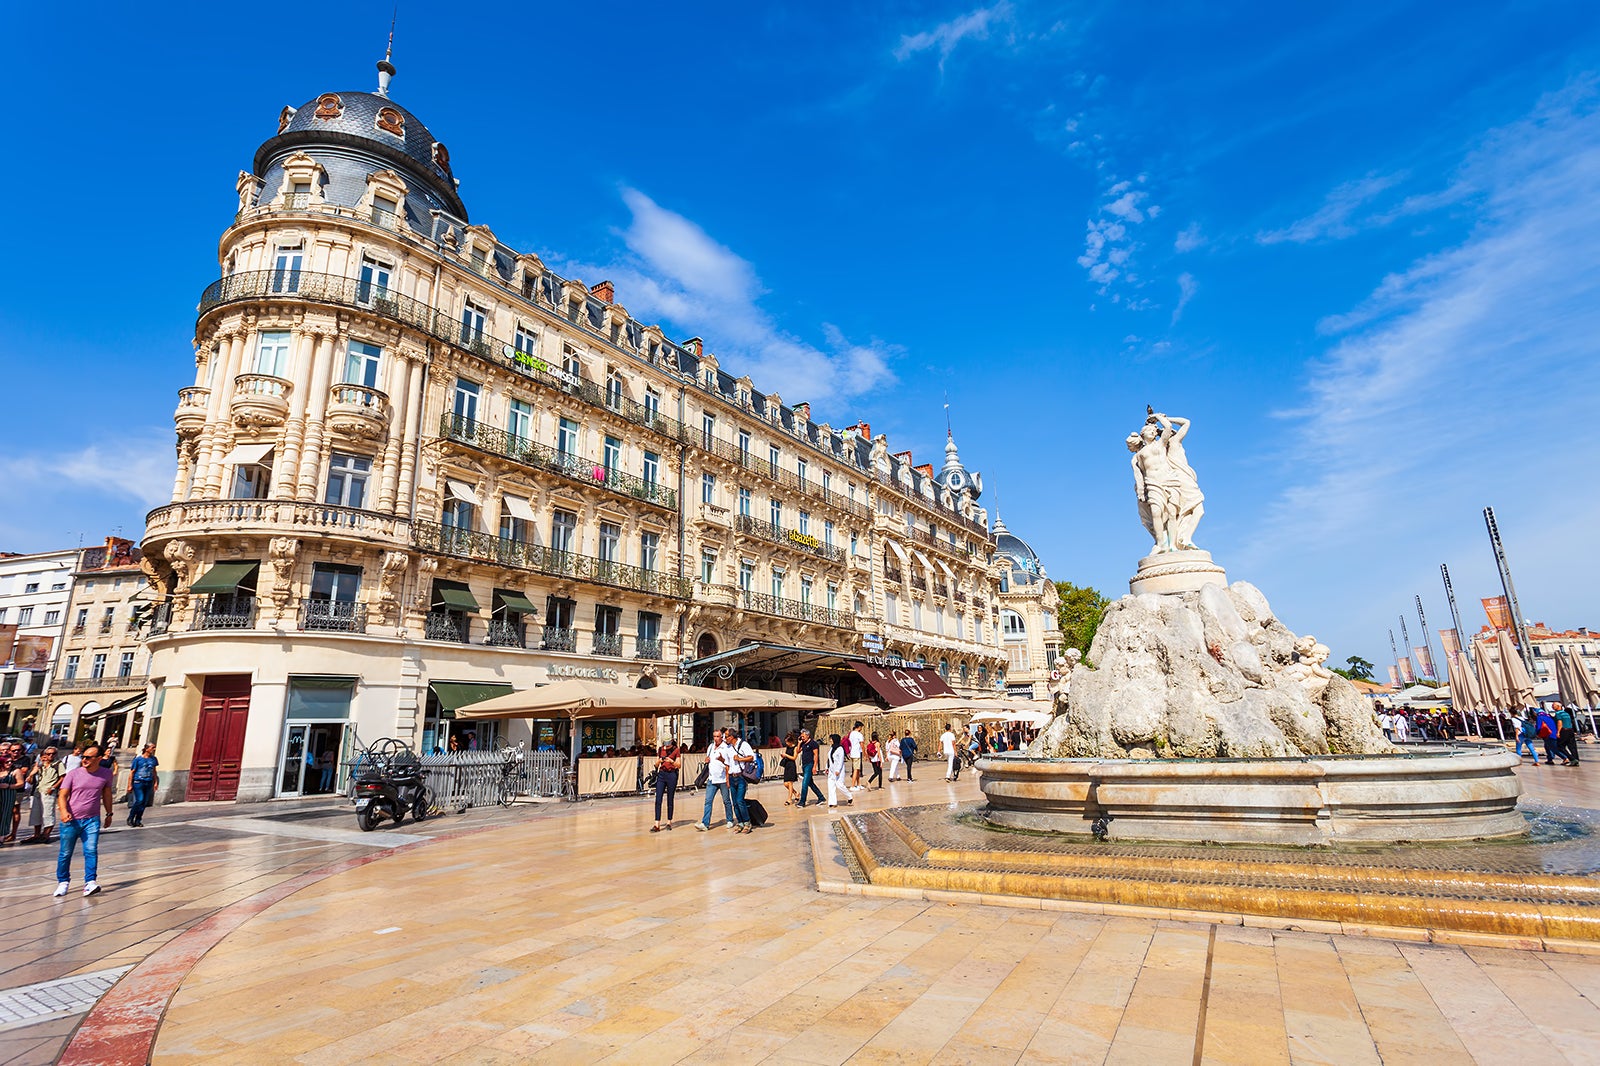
[850,662,956,707]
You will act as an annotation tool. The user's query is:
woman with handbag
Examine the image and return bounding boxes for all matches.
[27,746,63,843]
[650,737,683,832]
[779,732,799,806]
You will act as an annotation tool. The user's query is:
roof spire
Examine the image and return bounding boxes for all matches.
[376,8,397,97]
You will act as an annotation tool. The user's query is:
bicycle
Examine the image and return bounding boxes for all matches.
[496,742,526,807]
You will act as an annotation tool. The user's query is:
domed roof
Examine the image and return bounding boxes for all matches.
[992,515,1044,583]
[254,86,466,219]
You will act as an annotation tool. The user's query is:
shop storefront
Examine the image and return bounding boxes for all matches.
[275,676,356,797]
[424,680,514,754]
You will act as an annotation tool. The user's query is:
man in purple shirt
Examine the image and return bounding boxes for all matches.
[55,744,114,898]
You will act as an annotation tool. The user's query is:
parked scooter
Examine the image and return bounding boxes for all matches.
[352,738,432,831]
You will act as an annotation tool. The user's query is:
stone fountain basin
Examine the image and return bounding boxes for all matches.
[978,747,1525,845]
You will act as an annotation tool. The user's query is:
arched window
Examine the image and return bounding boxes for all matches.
[960,662,970,683]
[976,666,987,685]
[1001,609,1027,640]
[938,658,949,679]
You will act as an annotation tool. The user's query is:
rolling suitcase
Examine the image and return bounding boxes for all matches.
[746,798,769,828]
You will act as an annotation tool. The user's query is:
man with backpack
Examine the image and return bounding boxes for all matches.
[726,729,759,833]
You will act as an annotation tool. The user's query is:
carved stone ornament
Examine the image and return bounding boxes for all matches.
[375,551,409,624]
[412,555,439,610]
[163,540,196,593]
[277,106,297,134]
[268,536,299,610]
[314,93,343,120]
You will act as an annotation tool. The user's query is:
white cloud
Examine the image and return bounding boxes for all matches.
[1237,79,1600,657]
[563,189,896,407]
[0,429,173,549]
[894,2,1013,66]
[1256,171,1405,245]
[1077,179,1160,295]
[1174,223,1205,252]
[1171,272,1197,324]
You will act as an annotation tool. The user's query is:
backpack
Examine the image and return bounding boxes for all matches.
[1537,713,1555,739]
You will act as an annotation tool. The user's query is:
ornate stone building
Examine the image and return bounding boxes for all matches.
[49,538,149,746]
[993,517,1063,700]
[139,59,1018,802]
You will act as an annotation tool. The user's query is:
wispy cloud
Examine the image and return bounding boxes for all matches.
[1239,78,1600,652]
[1171,272,1197,324]
[561,189,897,408]
[1174,223,1205,253]
[894,2,1013,66]
[1077,176,1160,296]
[0,429,172,549]
[1256,171,1405,244]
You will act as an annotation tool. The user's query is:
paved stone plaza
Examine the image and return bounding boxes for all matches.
[1,746,1598,1065]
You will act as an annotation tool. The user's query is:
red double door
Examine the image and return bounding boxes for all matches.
[189,674,252,802]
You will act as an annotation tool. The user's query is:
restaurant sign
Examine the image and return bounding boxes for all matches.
[549,665,621,681]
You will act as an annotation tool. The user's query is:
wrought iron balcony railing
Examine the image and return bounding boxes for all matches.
[486,619,526,648]
[425,611,469,643]
[299,599,367,633]
[592,633,623,657]
[438,415,676,510]
[635,638,664,661]
[196,594,256,631]
[415,522,692,599]
[733,514,847,564]
[707,586,852,629]
[542,625,577,652]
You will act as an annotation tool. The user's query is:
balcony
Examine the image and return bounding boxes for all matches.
[636,638,663,661]
[885,564,903,584]
[71,624,86,636]
[698,436,870,521]
[299,599,367,634]
[871,469,988,538]
[543,625,577,652]
[327,384,391,440]
[416,522,692,599]
[704,584,852,629]
[195,594,256,630]
[592,633,623,657]
[733,514,847,564]
[425,611,469,643]
[175,387,210,435]
[437,415,677,510]
[486,619,526,648]
[231,374,292,428]
[51,674,149,693]
[145,500,409,544]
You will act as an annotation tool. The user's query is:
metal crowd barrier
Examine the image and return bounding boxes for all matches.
[412,750,571,808]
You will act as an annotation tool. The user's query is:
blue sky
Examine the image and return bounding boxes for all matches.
[2,1,1598,672]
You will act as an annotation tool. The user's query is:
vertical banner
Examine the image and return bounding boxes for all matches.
[1398,657,1416,684]
[0,623,16,666]
[1439,628,1461,664]
[1413,647,1436,680]
[1387,665,1400,686]
[13,635,53,671]
[1482,596,1511,631]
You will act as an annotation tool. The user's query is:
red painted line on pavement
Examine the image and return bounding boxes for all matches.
[58,823,496,1066]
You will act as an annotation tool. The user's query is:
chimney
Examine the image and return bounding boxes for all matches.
[793,402,810,423]
[915,463,935,479]
[895,450,914,466]
[856,421,870,438]
[683,337,703,356]
[590,279,615,303]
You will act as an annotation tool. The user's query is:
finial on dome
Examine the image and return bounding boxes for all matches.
[376,9,397,97]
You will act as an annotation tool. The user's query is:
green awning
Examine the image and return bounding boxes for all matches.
[433,580,479,611]
[189,562,260,594]
[430,681,513,714]
[496,590,538,614]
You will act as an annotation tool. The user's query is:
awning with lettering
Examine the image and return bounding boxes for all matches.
[188,561,260,594]
[850,662,956,707]
[445,478,481,506]
[502,494,536,521]
[881,537,909,566]
[222,443,274,466]
[430,680,514,715]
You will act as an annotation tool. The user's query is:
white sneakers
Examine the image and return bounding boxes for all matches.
[83,881,100,897]
[54,882,70,897]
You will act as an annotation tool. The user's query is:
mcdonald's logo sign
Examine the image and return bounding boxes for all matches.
[598,766,617,784]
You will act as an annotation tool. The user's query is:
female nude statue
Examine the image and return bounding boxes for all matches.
[1130,410,1205,554]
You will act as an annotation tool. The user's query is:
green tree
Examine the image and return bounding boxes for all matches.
[1342,656,1375,682]
[1055,581,1110,658]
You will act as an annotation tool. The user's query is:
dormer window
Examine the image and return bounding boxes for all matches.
[375,106,405,138]
[371,195,399,230]
[313,93,343,119]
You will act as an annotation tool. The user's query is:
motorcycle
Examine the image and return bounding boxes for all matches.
[352,738,433,831]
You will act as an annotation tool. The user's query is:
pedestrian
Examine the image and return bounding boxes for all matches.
[901,730,918,780]
[0,744,19,845]
[64,743,84,772]
[27,745,63,843]
[1394,713,1410,744]
[867,733,884,789]
[847,721,865,791]
[1536,708,1560,764]
[695,729,735,831]
[650,736,682,831]
[779,732,799,806]
[127,744,160,827]
[1379,708,1394,741]
[1554,704,1580,766]
[55,743,115,898]
[1515,708,1541,765]
[941,723,958,781]
[796,729,825,808]
[885,733,903,782]
[826,734,852,808]
[727,730,757,833]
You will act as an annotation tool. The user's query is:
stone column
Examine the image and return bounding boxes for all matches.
[395,360,430,520]
[273,328,319,500]
[375,346,413,512]
[200,330,251,496]
[294,330,337,500]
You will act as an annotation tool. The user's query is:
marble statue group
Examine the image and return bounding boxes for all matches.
[1127,409,1204,555]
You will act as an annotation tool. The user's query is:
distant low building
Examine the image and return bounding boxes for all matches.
[50,537,149,747]
[0,548,75,735]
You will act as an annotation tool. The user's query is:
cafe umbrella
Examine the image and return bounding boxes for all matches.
[1557,648,1600,737]
[1472,637,1509,741]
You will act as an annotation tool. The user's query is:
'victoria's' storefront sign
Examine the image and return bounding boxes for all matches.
[548,664,621,681]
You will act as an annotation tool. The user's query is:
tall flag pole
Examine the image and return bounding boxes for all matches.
[1483,506,1535,672]
[1414,595,1438,681]
[1441,563,1472,666]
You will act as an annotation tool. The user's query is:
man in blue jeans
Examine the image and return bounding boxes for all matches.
[55,743,114,898]
[726,731,757,832]
[796,730,825,808]
[696,729,735,831]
